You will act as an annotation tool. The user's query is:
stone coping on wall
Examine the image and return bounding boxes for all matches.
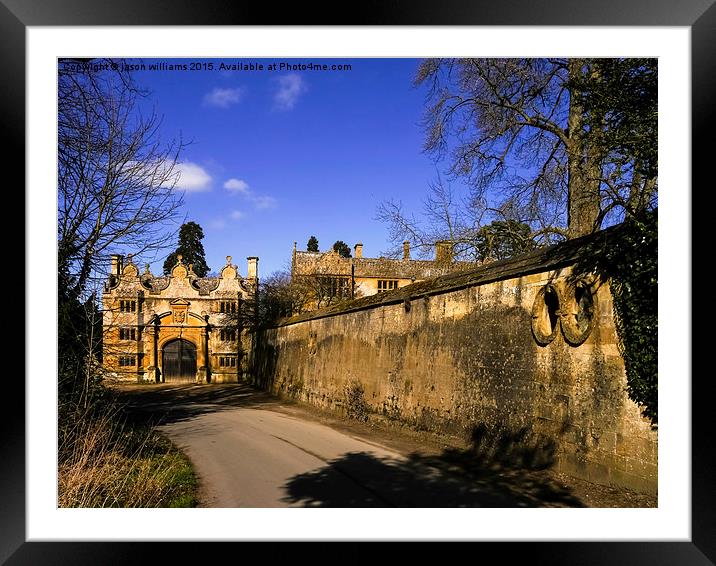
[271,224,625,328]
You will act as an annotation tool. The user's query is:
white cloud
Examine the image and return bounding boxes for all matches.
[124,159,211,192]
[203,87,244,108]
[223,177,277,209]
[251,195,277,210]
[230,210,245,220]
[209,219,226,230]
[173,162,212,192]
[273,74,307,110]
[224,178,250,194]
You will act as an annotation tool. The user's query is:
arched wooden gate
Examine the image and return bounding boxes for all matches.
[161,339,197,383]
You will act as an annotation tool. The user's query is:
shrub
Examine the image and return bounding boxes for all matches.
[345,380,369,422]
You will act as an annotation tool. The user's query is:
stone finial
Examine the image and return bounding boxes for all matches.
[171,255,188,279]
[126,253,134,263]
[226,255,232,265]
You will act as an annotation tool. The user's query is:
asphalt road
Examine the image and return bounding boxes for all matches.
[115,383,656,508]
[157,406,407,507]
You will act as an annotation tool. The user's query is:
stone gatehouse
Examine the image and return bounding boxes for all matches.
[102,253,258,384]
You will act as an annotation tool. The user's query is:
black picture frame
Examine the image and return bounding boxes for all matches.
[9,1,708,563]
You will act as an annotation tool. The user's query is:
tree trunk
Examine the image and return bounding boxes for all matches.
[567,60,602,238]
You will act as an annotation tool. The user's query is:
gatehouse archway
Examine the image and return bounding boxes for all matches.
[161,338,197,383]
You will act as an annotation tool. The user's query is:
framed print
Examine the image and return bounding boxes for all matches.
[11,0,710,563]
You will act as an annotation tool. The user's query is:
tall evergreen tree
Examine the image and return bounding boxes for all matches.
[307,235,319,252]
[475,220,536,261]
[163,221,211,277]
[332,240,352,258]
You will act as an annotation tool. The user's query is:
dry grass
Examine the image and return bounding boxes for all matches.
[58,402,196,508]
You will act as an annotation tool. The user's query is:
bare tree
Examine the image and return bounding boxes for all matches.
[58,59,187,406]
[389,58,657,248]
[310,275,354,309]
[257,270,307,323]
[58,58,186,299]
[249,268,358,326]
[376,173,482,261]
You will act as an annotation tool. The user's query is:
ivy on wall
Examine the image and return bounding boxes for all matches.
[576,211,658,424]
[610,213,658,424]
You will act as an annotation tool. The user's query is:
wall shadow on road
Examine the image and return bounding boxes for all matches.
[111,382,284,428]
[282,426,582,508]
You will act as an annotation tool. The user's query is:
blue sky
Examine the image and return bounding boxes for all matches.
[129,58,456,278]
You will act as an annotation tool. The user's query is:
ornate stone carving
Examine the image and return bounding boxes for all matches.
[531,284,561,346]
[172,262,188,280]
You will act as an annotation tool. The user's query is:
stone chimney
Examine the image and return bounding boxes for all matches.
[354,243,363,259]
[435,240,453,264]
[403,241,410,260]
[247,256,259,279]
[110,254,124,276]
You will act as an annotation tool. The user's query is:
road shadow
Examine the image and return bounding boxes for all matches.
[112,383,586,507]
[110,382,283,428]
[282,425,584,508]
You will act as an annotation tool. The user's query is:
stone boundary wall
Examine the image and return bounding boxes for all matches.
[252,230,657,494]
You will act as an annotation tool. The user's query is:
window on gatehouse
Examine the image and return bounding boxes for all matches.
[118,355,136,367]
[119,327,136,340]
[218,356,237,368]
[219,301,238,314]
[220,329,237,342]
[119,300,136,313]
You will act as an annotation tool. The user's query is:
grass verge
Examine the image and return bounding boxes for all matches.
[58,399,197,508]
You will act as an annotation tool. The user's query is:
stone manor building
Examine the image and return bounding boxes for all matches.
[102,253,258,383]
[291,240,473,310]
